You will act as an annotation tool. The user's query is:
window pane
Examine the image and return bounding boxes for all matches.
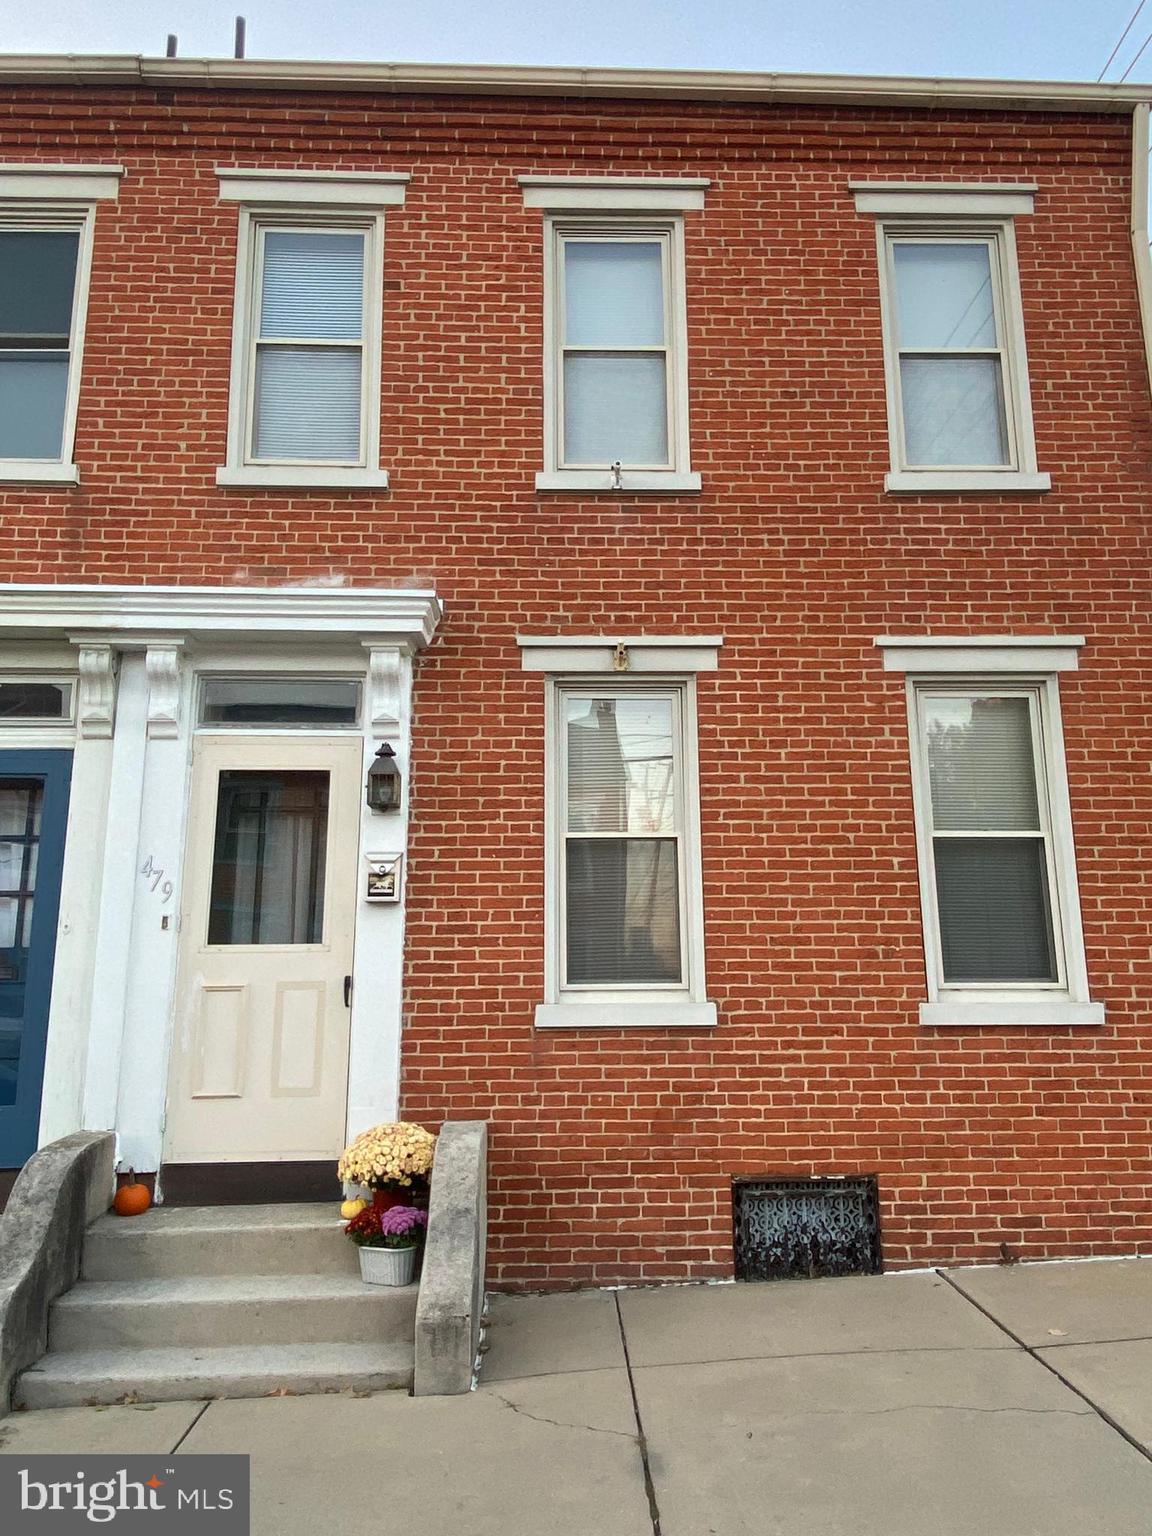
[253,346,362,461]
[563,353,668,465]
[564,241,665,347]
[567,696,676,834]
[0,681,70,720]
[0,355,69,459]
[925,695,1040,831]
[207,771,329,945]
[0,778,45,1103]
[259,231,365,340]
[200,678,360,727]
[0,231,79,341]
[934,837,1057,982]
[566,838,681,984]
[894,242,997,350]
[900,355,1008,466]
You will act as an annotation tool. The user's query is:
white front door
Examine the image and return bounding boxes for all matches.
[164,734,362,1163]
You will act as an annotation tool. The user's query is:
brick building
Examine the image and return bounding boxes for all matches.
[1,56,1150,1288]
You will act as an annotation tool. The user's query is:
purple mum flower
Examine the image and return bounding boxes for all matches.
[379,1205,428,1237]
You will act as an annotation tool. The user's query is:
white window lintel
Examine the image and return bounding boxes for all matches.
[521,175,708,211]
[518,634,722,673]
[876,635,1084,674]
[0,165,123,201]
[216,167,409,207]
[851,182,1036,217]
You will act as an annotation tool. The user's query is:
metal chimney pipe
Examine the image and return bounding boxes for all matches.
[234,16,246,59]
[165,34,178,57]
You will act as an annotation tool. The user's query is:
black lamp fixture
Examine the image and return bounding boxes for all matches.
[366,743,401,812]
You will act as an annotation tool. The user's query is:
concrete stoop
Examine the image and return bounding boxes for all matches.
[15,1203,416,1409]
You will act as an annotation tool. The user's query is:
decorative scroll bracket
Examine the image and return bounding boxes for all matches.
[363,644,408,733]
[73,643,116,739]
[145,642,185,739]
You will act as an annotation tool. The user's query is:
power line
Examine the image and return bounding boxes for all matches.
[1099,0,1149,79]
[1120,26,1152,79]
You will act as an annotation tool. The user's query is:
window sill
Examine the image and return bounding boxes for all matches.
[535,471,702,494]
[885,470,1051,495]
[920,998,1104,1028]
[0,462,80,484]
[216,466,391,490]
[535,1000,717,1029]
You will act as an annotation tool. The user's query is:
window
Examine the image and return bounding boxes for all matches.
[216,169,408,489]
[852,183,1048,494]
[199,676,361,728]
[0,679,73,722]
[877,635,1101,1027]
[521,177,706,493]
[519,633,720,1029]
[0,165,121,483]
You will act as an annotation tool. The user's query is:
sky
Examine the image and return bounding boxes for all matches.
[0,0,1148,86]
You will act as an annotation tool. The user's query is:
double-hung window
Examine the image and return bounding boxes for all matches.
[521,177,706,493]
[519,634,719,1028]
[0,164,121,483]
[216,170,408,489]
[852,183,1049,494]
[878,635,1101,1027]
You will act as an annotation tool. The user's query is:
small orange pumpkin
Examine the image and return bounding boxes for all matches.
[113,1171,152,1218]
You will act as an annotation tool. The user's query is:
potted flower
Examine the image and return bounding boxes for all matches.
[338,1121,436,1212]
[345,1203,427,1286]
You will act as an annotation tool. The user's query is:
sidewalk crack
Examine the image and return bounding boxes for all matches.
[490,1392,638,1440]
[615,1292,663,1536]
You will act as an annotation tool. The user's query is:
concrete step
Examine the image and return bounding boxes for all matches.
[16,1342,414,1410]
[83,1203,359,1280]
[50,1273,418,1351]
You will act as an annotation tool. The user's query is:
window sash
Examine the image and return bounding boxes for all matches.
[244,221,371,468]
[557,685,690,994]
[883,231,1021,473]
[0,215,89,464]
[913,684,1066,991]
[553,227,678,472]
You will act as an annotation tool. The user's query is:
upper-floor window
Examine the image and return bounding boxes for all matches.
[215,169,408,490]
[0,163,121,484]
[521,177,707,494]
[852,183,1049,495]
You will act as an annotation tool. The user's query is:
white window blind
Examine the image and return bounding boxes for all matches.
[920,691,1059,984]
[559,236,671,469]
[890,238,1012,469]
[562,692,683,986]
[250,227,367,464]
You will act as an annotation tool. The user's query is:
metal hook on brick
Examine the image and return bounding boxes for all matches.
[610,460,623,491]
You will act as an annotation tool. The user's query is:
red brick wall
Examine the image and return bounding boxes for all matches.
[3,85,1150,1285]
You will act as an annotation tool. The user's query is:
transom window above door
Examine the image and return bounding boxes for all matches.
[198,677,361,729]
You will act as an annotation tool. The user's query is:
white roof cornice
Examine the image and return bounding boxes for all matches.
[0,56,1147,114]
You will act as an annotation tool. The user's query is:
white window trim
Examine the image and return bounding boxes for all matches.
[520,633,719,1028]
[877,635,1101,1029]
[0,166,121,484]
[522,178,704,495]
[853,182,1049,496]
[216,171,407,489]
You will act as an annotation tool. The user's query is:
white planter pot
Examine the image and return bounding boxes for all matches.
[358,1244,418,1287]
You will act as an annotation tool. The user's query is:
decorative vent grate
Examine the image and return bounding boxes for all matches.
[733,1177,882,1282]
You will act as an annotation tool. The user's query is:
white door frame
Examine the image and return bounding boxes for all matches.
[0,585,442,1172]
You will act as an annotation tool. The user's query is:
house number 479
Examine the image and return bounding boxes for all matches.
[140,854,174,903]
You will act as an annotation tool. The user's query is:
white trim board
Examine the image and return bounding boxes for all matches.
[0,164,122,200]
[851,183,1037,216]
[518,634,723,672]
[520,176,709,211]
[876,635,1084,673]
[216,168,409,207]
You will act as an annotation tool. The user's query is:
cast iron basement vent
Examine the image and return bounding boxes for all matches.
[733,1177,882,1281]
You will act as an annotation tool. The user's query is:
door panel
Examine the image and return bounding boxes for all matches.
[165,736,361,1163]
[0,750,72,1168]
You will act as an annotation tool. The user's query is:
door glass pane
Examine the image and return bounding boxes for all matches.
[564,241,665,347]
[900,355,1008,466]
[567,696,676,834]
[253,345,362,461]
[200,678,360,727]
[0,355,69,460]
[925,695,1040,831]
[566,837,681,984]
[0,777,45,1103]
[563,353,668,465]
[207,770,329,945]
[0,230,79,342]
[259,231,365,341]
[935,837,1057,982]
[893,242,997,350]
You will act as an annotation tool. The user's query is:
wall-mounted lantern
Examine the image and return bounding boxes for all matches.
[366,743,401,812]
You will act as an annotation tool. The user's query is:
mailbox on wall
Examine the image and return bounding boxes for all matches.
[364,853,403,902]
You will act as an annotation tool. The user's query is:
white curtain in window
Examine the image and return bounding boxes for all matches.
[254,347,362,461]
[564,242,664,346]
[564,354,668,466]
[900,356,1007,467]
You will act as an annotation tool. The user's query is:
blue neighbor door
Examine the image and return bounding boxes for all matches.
[0,751,71,1168]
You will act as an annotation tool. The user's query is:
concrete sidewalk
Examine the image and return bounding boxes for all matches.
[4,1260,1152,1535]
